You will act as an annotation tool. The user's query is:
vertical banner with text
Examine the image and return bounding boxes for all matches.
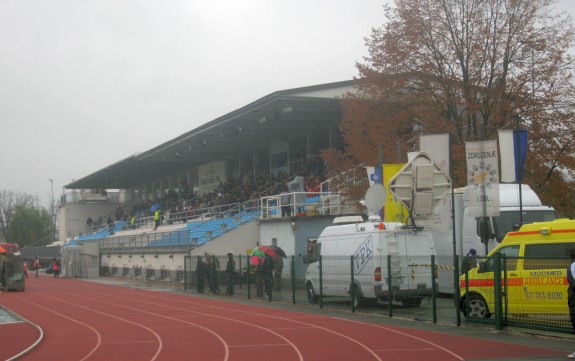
[420,133,451,231]
[465,140,500,217]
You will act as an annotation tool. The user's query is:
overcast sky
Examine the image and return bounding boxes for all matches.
[1,0,574,208]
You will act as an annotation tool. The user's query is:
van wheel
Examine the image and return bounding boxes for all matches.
[306,282,319,304]
[463,294,490,318]
[402,296,422,307]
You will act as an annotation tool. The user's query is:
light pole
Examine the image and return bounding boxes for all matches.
[49,178,54,244]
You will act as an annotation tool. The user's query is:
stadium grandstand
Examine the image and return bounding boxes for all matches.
[21,80,366,281]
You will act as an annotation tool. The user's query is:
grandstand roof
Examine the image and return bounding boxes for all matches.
[65,80,357,190]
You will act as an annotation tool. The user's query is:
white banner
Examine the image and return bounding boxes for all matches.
[420,133,451,231]
[420,133,450,173]
[198,161,227,195]
[465,140,500,217]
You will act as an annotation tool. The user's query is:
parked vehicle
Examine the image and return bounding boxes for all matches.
[430,183,556,293]
[0,252,25,291]
[304,216,436,307]
[0,243,20,254]
[459,218,575,318]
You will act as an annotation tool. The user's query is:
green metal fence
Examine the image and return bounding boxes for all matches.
[95,252,575,335]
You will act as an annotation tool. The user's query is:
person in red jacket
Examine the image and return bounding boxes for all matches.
[33,257,40,278]
[52,258,60,278]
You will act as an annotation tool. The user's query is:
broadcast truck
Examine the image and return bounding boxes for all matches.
[304,216,436,308]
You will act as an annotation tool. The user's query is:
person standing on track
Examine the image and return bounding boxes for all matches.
[23,261,28,278]
[225,252,235,297]
[33,257,40,278]
[52,258,60,278]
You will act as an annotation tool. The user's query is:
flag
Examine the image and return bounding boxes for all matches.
[498,129,528,183]
[365,166,383,217]
[365,166,382,186]
[383,163,409,223]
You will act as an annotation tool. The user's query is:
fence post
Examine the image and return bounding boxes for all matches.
[431,255,437,323]
[493,252,504,330]
[454,254,461,326]
[267,256,273,302]
[291,255,296,305]
[503,255,509,321]
[350,255,355,313]
[184,255,188,291]
[319,255,323,308]
[247,258,251,299]
[387,254,393,317]
[239,254,242,289]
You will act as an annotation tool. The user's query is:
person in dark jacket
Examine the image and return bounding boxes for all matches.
[460,248,477,275]
[196,257,206,293]
[225,252,235,296]
[255,255,274,298]
[205,253,220,294]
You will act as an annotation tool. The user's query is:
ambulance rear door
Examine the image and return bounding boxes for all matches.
[518,242,575,315]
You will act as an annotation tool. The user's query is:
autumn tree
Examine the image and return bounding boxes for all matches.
[0,190,38,242]
[324,0,575,217]
[7,207,52,247]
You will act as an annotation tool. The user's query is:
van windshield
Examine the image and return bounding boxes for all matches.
[492,210,556,242]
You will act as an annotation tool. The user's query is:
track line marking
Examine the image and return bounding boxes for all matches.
[52,283,306,361]
[335,317,465,361]
[10,295,101,361]
[102,340,158,345]
[374,348,436,351]
[16,291,163,361]
[229,343,292,348]
[66,283,380,361]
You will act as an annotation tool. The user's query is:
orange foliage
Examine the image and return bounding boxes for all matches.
[322,0,575,217]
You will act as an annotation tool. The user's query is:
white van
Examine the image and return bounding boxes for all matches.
[304,217,436,307]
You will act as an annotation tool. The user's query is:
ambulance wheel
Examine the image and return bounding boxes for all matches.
[306,282,319,304]
[402,296,422,307]
[463,294,490,318]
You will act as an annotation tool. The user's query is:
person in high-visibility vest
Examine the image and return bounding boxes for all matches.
[153,209,161,230]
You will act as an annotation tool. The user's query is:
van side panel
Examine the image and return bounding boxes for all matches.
[305,222,436,304]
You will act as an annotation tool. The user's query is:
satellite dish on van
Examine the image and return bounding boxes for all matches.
[388,152,451,217]
[364,183,386,215]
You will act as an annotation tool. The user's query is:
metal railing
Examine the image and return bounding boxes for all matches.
[260,191,355,219]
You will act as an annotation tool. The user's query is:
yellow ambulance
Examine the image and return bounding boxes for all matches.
[459,218,575,319]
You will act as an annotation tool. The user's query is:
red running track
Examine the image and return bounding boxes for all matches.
[0,275,565,361]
